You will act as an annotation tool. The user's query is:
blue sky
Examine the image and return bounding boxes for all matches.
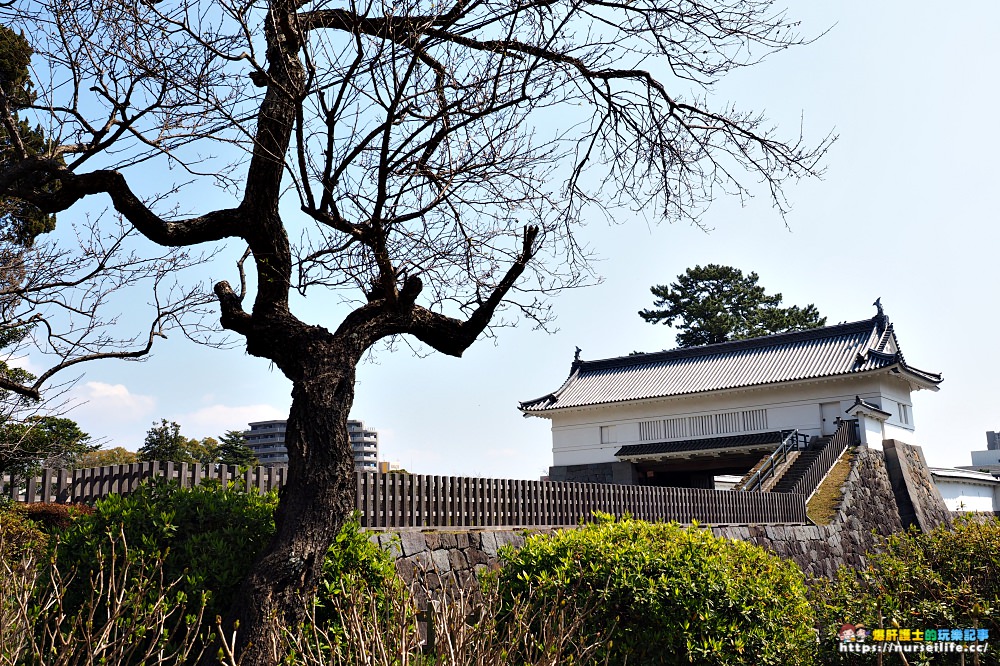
[29,1,999,476]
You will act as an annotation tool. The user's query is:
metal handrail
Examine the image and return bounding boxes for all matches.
[740,429,809,493]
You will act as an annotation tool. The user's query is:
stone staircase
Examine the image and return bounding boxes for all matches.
[770,436,832,493]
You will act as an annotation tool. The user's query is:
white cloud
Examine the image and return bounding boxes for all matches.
[6,355,41,375]
[181,403,286,438]
[80,381,156,417]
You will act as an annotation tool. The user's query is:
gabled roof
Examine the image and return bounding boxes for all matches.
[846,396,892,420]
[520,309,942,414]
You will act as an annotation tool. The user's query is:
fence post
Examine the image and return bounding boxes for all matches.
[40,468,55,503]
[55,469,69,503]
[432,475,442,527]
[401,473,412,528]
[371,471,380,528]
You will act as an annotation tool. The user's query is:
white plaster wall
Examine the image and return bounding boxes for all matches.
[883,422,917,444]
[860,416,885,450]
[935,480,998,513]
[552,444,621,465]
[878,377,917,433]
[547,375,892,465]
[766,403,822,438]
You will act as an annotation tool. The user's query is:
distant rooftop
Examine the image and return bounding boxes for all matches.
[931,467,1000,484]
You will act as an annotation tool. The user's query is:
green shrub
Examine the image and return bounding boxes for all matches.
[812,516,1000,664]
[0,503,47,562]
[495,514,816,666]
[53,479,396,632]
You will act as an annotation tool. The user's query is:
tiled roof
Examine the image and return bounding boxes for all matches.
[847,395,892,419]
[930,467,1000,484]
[520,313,942,413]
[615,431,784,458]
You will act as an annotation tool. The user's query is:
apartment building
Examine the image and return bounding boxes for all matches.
[244,418,379,471]
[348,419,379,472]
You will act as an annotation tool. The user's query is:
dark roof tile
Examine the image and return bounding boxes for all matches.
[521,314,941,412]
[615,431,785,457]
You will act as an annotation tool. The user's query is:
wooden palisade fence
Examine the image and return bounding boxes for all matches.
[2,462,808,527]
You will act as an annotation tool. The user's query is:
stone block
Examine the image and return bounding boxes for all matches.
[412,551,433,571]
[431,548,452,572]
[448,549,469,571]
[465,548,489,566]
[480,531,499,557]
[399,531,427,557]
[423,532,442,550]
[395,556,417,583]
[493,531,524,555]
[377,533,402,559]
[458,568,476,589]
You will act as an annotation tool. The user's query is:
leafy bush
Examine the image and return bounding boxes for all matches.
[812,516,1000,664]
[495,514,816,666]
[0,503,47,563]
[53,479,396,630]
[20,502,93,532]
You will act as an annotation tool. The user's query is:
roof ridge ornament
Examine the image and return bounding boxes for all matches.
[873,297,888,334]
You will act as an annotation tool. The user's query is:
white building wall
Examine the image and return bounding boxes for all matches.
[548,374,922,466]
[858,415,885,449]
[935,479,999,513]
[972,450,1000,467]
[878,378,916,433]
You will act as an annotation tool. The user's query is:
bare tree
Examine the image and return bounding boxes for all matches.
[0,0,832,660]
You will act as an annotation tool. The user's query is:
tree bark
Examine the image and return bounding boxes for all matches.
[224,343,359,664]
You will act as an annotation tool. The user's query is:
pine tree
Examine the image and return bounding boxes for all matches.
[216,429,257,467]
[0,415,94,479]
[0,25,57,245]
[137,419,192,463]
[639,265,827,348]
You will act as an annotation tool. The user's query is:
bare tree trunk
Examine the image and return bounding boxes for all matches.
[224,354,358,664]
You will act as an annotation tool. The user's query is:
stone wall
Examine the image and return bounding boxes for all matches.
[376,444,949,597]
[370,528,546,605]
[882,440,952,532]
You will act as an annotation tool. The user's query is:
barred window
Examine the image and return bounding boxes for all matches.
[714,411,741,434]
[638,420,663,441]
[742,408,768,432]
[689,414,714,437]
